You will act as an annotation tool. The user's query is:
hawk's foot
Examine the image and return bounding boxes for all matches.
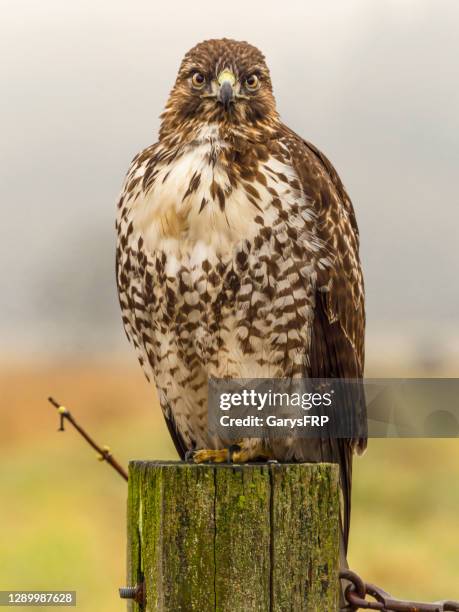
[186,448,232,463]
[186,444,268,464]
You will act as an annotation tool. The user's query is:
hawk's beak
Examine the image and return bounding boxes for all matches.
[217,69,236,111]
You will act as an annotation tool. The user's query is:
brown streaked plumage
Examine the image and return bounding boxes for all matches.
[116,39,366,556]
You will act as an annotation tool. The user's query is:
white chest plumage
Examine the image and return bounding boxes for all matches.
[132,125,302,263]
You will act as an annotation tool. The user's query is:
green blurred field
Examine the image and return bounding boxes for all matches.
[1,361,458,611]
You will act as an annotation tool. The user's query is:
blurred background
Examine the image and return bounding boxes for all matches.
[1,0,458,609]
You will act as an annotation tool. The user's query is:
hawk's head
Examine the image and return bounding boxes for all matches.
[160,39,279,140]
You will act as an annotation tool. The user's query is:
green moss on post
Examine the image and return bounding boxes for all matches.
[214,465,271,610]
[270,464,340,611]
[126,462,340,612]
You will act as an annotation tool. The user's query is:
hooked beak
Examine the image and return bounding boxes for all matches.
[219,81,234,111]
[217,69,236,111]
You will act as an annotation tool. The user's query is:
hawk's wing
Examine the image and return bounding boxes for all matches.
[281,128,366,551]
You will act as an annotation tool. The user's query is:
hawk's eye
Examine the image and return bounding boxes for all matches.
[245,74,260,91]
[191,72,206,89]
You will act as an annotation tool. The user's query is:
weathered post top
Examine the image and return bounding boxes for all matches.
[126,461,340,612]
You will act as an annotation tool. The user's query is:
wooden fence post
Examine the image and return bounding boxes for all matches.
[126,461,340,612]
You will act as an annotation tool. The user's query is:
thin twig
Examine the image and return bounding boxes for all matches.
[48,396,128,482]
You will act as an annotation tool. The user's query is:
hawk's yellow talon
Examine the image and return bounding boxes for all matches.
[191,449,230,463]
[189,445,265,464]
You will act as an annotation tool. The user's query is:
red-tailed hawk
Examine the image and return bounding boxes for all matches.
[116,39,366,553]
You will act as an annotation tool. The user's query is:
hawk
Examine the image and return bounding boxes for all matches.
[116,39,366,556]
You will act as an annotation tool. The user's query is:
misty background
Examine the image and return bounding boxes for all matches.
[1,0,458,368]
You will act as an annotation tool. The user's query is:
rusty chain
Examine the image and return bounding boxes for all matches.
[340,570,459,611]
